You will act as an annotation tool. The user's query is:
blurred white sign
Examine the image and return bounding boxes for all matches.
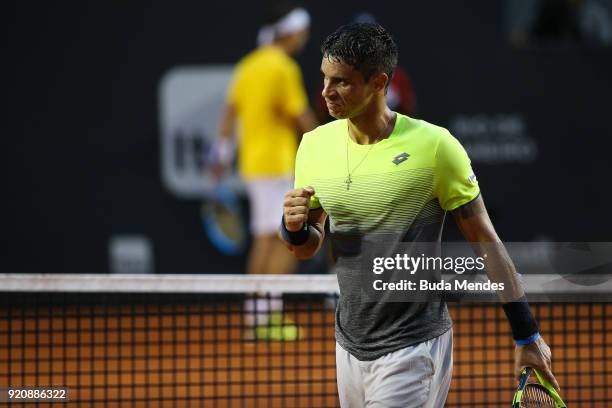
[449,113,538,164]
[158,65,240,199]
[109,235,154,274]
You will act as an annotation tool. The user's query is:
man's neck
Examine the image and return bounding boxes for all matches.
[348,103,396,145]
[271,39,293,56]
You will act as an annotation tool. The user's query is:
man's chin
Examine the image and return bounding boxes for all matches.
[327,108,347,119]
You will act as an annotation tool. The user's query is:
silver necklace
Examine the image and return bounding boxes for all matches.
[344,115,396,190]
[345,132,375,191]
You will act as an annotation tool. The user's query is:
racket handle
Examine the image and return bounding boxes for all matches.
[518,367,533,388]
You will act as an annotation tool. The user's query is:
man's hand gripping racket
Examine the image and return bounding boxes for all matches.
[513,336,566,407]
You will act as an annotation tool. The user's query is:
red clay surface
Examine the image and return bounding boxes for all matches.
[1,302,610,407]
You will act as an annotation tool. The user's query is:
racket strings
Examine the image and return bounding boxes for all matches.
[213,203,244,239]
[521,384,556,407]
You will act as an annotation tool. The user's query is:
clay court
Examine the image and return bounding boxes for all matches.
[1,296,610,407]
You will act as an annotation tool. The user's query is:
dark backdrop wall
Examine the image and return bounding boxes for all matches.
[7,1,612,273]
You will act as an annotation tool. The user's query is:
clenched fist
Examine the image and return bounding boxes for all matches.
[283,187,315,232]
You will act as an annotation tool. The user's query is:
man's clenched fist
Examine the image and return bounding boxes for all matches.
[283,187,315,231]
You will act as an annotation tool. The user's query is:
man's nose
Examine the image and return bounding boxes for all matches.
[322,84,335,99]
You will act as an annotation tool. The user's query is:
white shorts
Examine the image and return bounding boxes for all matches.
[245,177,293,236]
[336,329,453,408]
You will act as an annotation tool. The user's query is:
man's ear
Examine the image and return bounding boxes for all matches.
[372,72,389,93]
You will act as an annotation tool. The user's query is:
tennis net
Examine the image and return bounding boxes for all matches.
[0,274,610,407]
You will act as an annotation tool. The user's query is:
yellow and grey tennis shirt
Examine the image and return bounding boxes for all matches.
[294,114,480,360]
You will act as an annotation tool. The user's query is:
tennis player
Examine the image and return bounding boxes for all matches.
[214,3,317,338]
[280,23,559,407]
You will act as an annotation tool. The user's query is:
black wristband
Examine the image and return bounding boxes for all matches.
[502,296,540,341]
[280,216,310,246]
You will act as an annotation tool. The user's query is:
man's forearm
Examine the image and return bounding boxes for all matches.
[470,241,525,303]
[452,195,540,343]
[219,103,236,138]
[452,195,525,302]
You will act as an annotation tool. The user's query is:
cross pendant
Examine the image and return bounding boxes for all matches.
[345,175,352,191]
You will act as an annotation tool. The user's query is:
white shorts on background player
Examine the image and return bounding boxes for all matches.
[245,177,293,236]
[336,329,453,408]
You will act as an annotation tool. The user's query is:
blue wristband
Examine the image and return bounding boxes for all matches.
[280,216,309,246]
[516,332,541,345]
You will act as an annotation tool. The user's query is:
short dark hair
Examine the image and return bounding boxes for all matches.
[321,23,398,87]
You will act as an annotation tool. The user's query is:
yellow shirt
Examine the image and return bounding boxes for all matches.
[227,46,308,180]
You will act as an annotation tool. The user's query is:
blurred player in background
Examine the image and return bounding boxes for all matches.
[212,2,317,339]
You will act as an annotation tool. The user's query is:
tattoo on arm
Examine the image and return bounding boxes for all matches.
[452,194,485,219]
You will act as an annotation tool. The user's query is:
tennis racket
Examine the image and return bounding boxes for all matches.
[200,183,247,256]
[512,367,566,408]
